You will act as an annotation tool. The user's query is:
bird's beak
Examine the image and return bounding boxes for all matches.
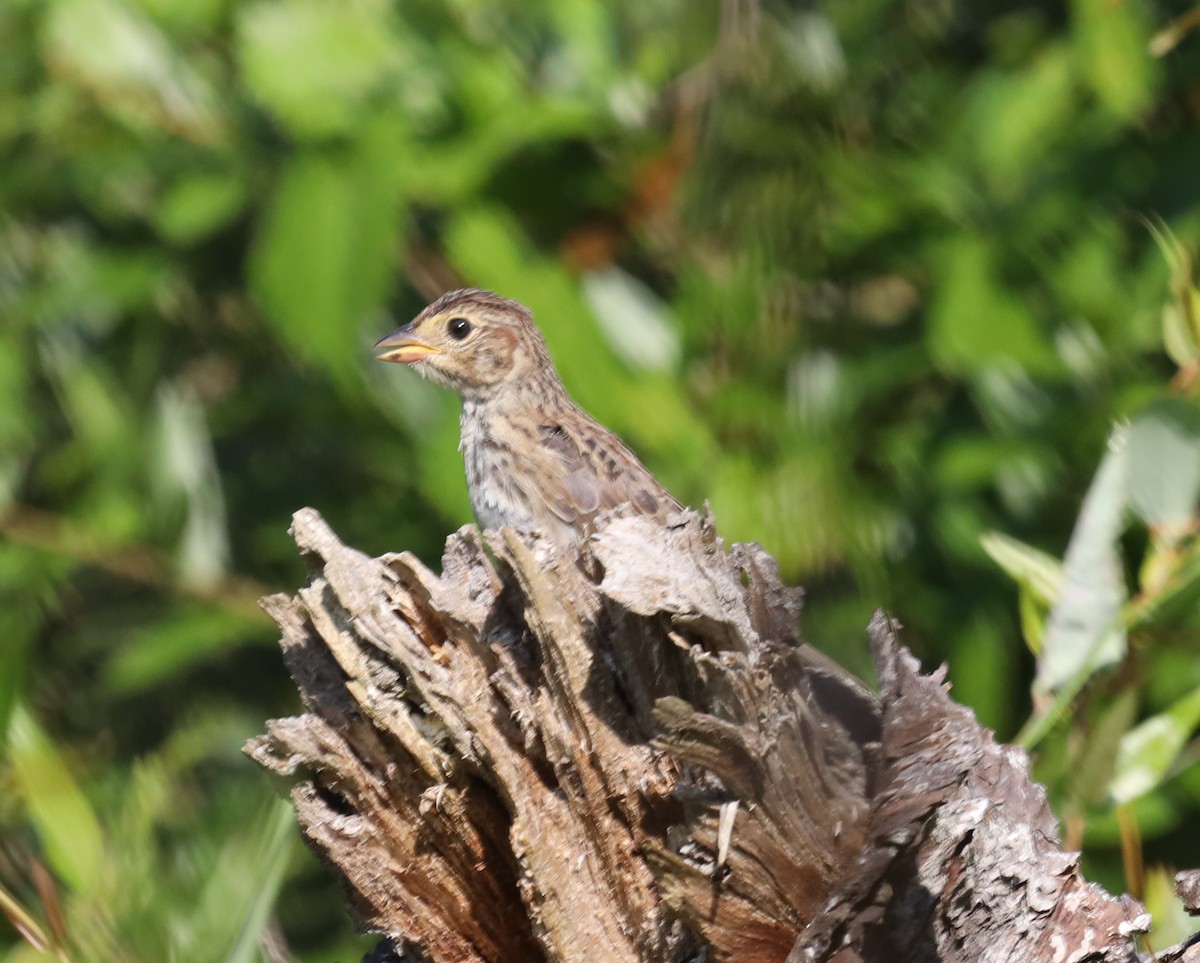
[374,324,440,364]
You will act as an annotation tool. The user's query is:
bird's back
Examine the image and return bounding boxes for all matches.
[460,396,679,542]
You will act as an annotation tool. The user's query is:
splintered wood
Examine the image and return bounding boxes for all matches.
[246,508,1148,963]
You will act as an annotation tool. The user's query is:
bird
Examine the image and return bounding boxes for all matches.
[374,288,681,544]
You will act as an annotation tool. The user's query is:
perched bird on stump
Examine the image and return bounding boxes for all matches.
[375,288,681,544]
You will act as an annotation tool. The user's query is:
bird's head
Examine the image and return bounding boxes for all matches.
[374,288,556,400]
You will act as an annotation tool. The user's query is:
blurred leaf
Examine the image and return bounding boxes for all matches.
[40,338,132,459]
[971,46,1075,192]
[1081,789,1179,846]
[980,531,1063,605]
[1163,303,1198,369]
[1142,865,1200,951]
[249,118,405,378]
[946,617,1013,732]
[581,267,680,372]
[1147,218,1200,366]
[154,383,229,590]
[103,605,267,693]
[1018,582,1046,656]
[1071,689,1138,809]
[136,0,228,32]
[1128,538,1200,629]
[185,800,294,963]
[43,0,220,141]
[250,154,356,371]
[7,706,106,895]
[549,0,619,89]
[927,237,1054,374]
[401,98,600,204]
[1071,0,1155,122]
[155,170,247,245]
[237,0,399,140]
[787,350,850,434]
[1110,685,1200,804]
[1036,427,1128,695]
[1126,399,1200,538]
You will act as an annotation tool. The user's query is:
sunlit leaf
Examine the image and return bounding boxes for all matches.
[1035,427,1128,694]
[980,531,1063,604]
[581,267,680,372]
[1163,304,1198,369]
[7,706,106,895]
[43,0,221,141]
[184,801,295,963]
[1070,0,1155,121]
[927,237,1055,374]
[155,170,247,245]
[103,605,267,694]
[154,383,229,590]
[1141,865,1200,951]
[1128,539,1200,628]
[237,0,400,140]
[1070,689,1137,808]
[1126,399,1200,538]
[1110,685,1200,804]
[249,120,405,379]
[971,46,1075,192]
[1017,583,1046,655]
[548,0,619,89]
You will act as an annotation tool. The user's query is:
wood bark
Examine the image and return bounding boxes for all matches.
[246,507,1159,962]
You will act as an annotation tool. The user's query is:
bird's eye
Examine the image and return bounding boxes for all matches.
[447,317,473,340]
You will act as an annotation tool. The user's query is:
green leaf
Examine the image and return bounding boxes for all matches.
[103,606,267,694]
[581,267,680,372]
[1126,399,1200,538]
[1017,583,1047,655]
[155,170,247,245]
[1129,538,1200,628]
[1071,0,1155,122]
[1110,685,1200,804]
[1035,427,1128,694]
[40,338,132,456]
[970,46,1075,193]
[153,384,229,590]
[44,0,220,141]
[1162,303,1197,369]
[7,706,106,895]
[1140,865,1200,952]
[249,121,405,378]
[927,237,1055,375]
[1070,689,1138,808]
[237,0,399,140]
[980,531,1063,604]
[186,801,295,963]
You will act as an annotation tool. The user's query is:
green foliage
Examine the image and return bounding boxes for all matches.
[2,709,304,962]
[991,235,1200,940]
[2,0,1200,956]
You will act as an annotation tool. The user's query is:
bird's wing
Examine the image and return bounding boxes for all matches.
[537,417,679,532]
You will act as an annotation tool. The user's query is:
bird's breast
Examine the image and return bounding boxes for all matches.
[459,405,542,532]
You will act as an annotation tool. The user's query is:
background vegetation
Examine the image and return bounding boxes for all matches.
[3,0,1200,958]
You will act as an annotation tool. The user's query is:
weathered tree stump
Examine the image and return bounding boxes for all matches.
[246,507,1155,962]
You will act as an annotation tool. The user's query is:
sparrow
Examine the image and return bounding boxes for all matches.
[375,288,681,544]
